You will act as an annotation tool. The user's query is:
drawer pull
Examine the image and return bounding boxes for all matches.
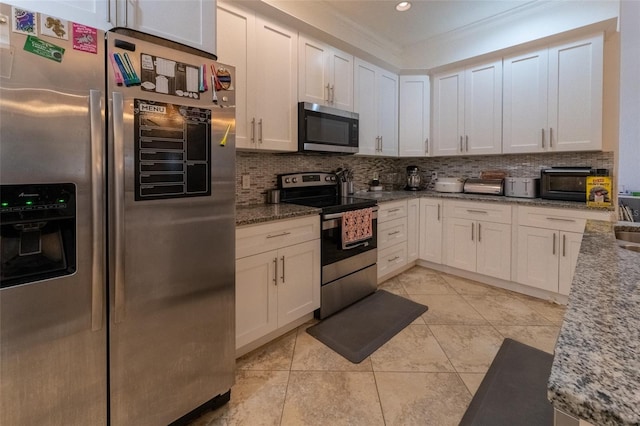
[466,209,488,214]
[546,217,575,223]
[388,230,401,236]
[267,231,291,239]
[387,208,402,213]
[388,256,400,262]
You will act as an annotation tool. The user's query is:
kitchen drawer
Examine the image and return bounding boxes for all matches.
[378,242,407,278]
[378,200,408,223]
[516,206,601,233]
[378,217,407,250]
[236,215,320,259]
[444,200,512,224]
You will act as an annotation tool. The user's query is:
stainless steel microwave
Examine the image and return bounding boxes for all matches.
[298,102,359,154]
[540,167,608,201]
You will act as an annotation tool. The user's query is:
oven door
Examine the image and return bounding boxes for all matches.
[321,210,377,285]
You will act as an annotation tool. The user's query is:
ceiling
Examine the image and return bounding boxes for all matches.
[320,0,539,48]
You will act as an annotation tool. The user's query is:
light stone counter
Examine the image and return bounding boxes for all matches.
[548,220,640,426]
[236,203,320,226]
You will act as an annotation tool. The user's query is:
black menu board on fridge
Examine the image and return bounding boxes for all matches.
[133,99,211,201]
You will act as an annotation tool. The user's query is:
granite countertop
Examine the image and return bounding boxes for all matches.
[548,221,640,425]
[236,203,321,226]
[353,190,615,211]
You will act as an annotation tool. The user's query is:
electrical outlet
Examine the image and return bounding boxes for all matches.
[241,174,250,189]
[431,172,438,181]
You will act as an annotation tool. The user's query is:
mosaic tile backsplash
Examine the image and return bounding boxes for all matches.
[235,151,614,206]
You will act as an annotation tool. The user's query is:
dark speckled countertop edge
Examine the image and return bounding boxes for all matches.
[236,191,614,226]
[548,220,640,426]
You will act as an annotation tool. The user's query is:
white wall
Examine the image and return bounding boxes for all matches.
[618,0,640,193]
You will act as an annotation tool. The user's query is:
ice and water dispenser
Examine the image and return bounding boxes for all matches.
[0,183,76,288]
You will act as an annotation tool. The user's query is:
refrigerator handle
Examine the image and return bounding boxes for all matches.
[113,92,126,323]
[90,90,104,332]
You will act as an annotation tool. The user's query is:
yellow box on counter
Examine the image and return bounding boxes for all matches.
[586,176,612,206]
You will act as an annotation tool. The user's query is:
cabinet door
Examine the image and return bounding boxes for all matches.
[476,221,511,280]
[444,218,476,272]
[399,75,430,157]
[298,36,331,106]
[8,0,111,30]
[330,49,354,111]
[378,70,399,157]
[503,49,548,154]
[418,199,442,264]
[516,226,559,293]
[464,60,503,155]
[354,59,379,155]
[216,3,255,149]
[548,34,603,151]
[254,17,298,152]
[558,231,583,295]
[407,199,420,262]
[126,0,216,54]
[236,251,278,349]
[432,70,464,156]
[277,240,321,325]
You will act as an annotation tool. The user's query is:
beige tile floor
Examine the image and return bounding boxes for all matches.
[191,266,566,426]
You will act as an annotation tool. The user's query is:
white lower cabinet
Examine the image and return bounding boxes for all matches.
[513,206,608,295]
[236,216,320,349]
[443,201,512,281]
[377,200,410,279]
[418,198,443,264]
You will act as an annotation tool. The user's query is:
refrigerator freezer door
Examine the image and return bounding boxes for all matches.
[0,3,107,424]
[106,31,235,425]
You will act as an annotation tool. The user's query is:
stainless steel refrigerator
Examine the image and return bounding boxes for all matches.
[0,3,235,424]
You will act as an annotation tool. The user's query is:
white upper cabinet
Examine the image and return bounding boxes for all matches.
[354,58,399,157]
[7,0,111,30]
[298,35,354,111]
[217,2,298,152]
[121,0,216,54]
[432,60,502,156]
[503,34,603,153]
[399,75,431,157]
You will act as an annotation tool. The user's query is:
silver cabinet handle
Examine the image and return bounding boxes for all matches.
[112,91,125,324]
[325,83,331,103]
[466,209,488,214]
[388,208,402,213]
[90,90,104,332]
[250,118,255,143]
[330,85,335,103]
[478,223,481,242]
[273,257,278,285]
[267,231,291,239]
[437,204,440,221]
[388,230,401,236]
[541,128,545,148]
[258,118,263,144]
[379,136,383,152]
[549,127,553,147]
[471,222,475,241]
[388,256,400,262]
[465,135,469,152]
[563,234,566,257]
[553,233,556,255]
[425,138,429,154]
[281,256,285,283]
[460,136,463,152]
[546,217,575,223]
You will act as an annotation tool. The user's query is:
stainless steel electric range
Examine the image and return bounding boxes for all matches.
[278,172,378,319]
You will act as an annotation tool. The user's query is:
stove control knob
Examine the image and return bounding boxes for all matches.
[330,176,336,182]
[284,178,290,184]
[292,177,298,183]
[325,176,331,181]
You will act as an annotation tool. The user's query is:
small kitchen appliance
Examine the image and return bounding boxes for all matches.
[405,166,421,191]
[298,102,359,154]
[505,178,540,198]
[434,178,464,193]
[540,167,609,201]
[463,178,505,195]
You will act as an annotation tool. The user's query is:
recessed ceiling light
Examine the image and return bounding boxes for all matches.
[395,1,411,12]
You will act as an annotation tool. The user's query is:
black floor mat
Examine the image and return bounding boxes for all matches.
[459,338,554,426]
[306,290,428,363]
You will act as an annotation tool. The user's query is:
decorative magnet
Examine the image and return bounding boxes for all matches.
[12,7,36,35]
[216,67,232,90]
[41,15,68,40]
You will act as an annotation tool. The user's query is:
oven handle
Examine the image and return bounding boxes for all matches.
[322,206,379,221]
[343,241,370,250]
